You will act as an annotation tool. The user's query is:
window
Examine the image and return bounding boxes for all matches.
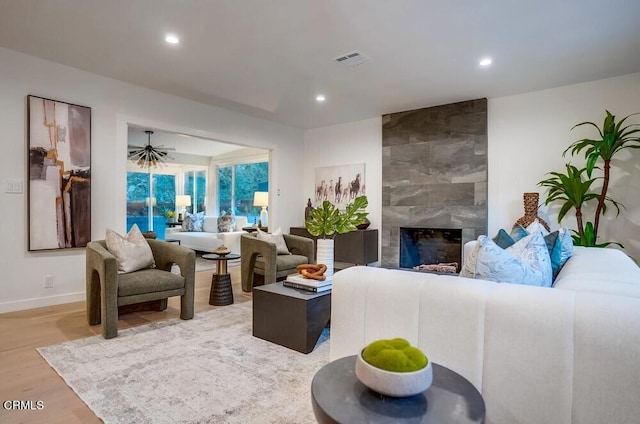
[218,162,268,224]
[184,170,207,213]
[126,172,176,240]
[218,167,232,214]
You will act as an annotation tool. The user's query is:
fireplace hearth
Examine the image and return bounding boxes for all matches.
[399,227,462,271]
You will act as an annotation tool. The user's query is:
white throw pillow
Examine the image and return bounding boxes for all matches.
[257,227,291,255]
[525,219,550,236]
[105,224,155,273]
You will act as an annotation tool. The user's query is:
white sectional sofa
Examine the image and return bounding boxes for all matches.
[330,246,640,424]
[164,216,248,254]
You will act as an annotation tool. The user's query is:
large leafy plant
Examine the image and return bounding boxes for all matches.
[305,195,368,239]
[539,110,639,247]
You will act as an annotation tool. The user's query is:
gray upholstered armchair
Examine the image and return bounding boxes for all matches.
[241,233,314,292]
[86,239,195,339]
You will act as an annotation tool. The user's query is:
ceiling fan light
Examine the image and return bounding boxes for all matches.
[127,130,175,169]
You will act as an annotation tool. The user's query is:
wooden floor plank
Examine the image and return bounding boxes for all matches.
[0,267,250,423]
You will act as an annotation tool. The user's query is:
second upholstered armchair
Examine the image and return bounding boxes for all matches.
[241,232,314,292]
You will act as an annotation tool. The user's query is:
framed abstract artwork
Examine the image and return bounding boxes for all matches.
[28,95,91,251]
[314,163,365,209]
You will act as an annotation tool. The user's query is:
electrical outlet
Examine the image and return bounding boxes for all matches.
[44,275,54,288]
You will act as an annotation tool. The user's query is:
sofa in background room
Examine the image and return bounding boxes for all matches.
[165,215,248,254]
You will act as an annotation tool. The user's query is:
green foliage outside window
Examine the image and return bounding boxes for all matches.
[218,162,268,221]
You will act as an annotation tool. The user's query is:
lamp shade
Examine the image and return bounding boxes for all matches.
[176,195,191,208]
[253,192,269,207]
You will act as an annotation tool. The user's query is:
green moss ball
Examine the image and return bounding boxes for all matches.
[362,338,428,372]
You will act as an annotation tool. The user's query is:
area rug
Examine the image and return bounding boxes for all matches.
[38,302,330,424]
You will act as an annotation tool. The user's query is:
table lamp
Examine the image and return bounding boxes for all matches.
[253,191,269,227]
[176,195,191,221]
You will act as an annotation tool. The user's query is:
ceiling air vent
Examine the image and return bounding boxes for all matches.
[333,50,371,67]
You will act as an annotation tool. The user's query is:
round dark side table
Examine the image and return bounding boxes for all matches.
[201,253,240,306]
[311,355,485,424]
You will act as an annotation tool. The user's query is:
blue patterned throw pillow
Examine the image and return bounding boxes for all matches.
[506,231,553,287]
[217,211,235,232]
[182,212,205,232]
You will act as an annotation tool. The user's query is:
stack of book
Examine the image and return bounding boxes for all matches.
[283,273,332,293]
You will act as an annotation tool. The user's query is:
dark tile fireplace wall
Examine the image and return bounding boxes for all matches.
[381,99,488,267]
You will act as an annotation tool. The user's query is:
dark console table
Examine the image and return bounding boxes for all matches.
[289,227,378,265]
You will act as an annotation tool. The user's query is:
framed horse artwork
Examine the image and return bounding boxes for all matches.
[314,163,365,209]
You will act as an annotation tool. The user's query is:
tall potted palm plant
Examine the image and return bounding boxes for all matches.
[305,195,368,280]
[538,164,619,246]
[539,110,638,247]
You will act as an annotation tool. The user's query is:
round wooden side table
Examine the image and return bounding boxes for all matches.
[201,253,240,306]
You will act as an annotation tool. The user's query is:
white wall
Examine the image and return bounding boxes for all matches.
[302,73,640,263]
[488,72,640,261]
[303,117,382,262]
[2,44,638,313]
[0,47,304,312]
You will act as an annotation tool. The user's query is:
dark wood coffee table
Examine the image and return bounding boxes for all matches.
[201,253,240,306]
[311,356,485,423]
[252,282,331,354]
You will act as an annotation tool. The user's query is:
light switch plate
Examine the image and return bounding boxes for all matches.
[4,179,23,194]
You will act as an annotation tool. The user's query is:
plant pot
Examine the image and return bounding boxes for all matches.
[355,351,433,397]
[316,239,334,281]
[356,217,370,230]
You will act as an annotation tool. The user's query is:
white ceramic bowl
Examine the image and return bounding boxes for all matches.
[355,351,433,397]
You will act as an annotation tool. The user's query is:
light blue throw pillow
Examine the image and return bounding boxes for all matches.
[460,232,553,287]
[550,228,574,282]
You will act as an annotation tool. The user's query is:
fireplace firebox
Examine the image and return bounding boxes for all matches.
[399,227,462,271]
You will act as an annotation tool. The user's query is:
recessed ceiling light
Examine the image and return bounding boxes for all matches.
[479,57,492,67]
[165,34,180,45]
[316,94,326,102]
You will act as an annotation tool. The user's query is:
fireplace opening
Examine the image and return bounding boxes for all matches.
[399,227,462,272]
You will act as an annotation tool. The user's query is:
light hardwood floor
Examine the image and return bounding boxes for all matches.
[0,266,249,424]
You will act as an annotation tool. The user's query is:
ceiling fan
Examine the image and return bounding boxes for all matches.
[127,130,175,169]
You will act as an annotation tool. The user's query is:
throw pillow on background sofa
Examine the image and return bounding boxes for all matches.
[491,221,573,280]
[217,211,236,232]
[182,211,205,232]
[460,231,552,287]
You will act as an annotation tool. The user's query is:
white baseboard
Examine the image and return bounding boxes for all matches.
[0,292,85,314]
